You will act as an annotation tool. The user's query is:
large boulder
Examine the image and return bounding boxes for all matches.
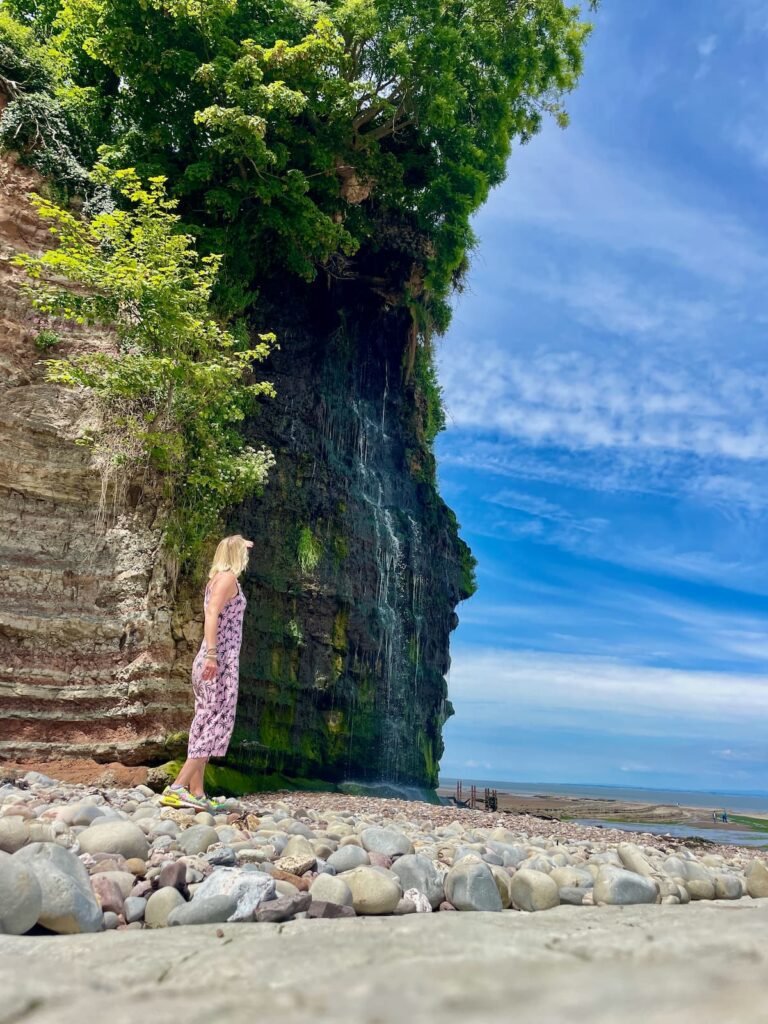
[177,826,220,856]
[14,842,102,933]
[327,846,370,873]
[168,895,237,926]
[593,867,658,906]
[510,869,559,912]
[0,818,29,855]
[145,887,186,928]
[444,858,503,912]
[0,851,42,935]
[746,860,768,899]
[360,828,414,858]
[344,866,402,915]
[391,854,445,910]
[617,843,655,877]
[309,873,354,907]
[192,867,276,921]
[77,821,149,861]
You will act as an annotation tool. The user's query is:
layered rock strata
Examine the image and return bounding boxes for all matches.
[0,151,196,763]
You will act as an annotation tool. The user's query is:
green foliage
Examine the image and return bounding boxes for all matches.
[0,12,90,192]
[9,0,595,324]
[296,524,322,574]
[412,342,446,447]
[0,10,54,91]
[13,167,276,569]
[458,538,478,600]
[33,327,59,349]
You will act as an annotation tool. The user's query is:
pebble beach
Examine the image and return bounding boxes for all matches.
[2,771,768,936]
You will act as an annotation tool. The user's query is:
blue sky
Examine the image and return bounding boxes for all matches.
[436,0,768,792]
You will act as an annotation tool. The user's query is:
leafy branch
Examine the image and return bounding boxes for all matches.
[14,167,277,573]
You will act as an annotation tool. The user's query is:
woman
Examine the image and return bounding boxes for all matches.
[161,534,252,811]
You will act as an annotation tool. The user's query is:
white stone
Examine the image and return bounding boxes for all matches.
[510,869,559,912]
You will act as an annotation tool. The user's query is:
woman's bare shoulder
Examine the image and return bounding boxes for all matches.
[208,570,238,601]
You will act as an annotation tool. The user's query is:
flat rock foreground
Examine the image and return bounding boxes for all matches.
[2,774,768,1022]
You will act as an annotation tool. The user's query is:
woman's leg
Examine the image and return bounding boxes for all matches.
[189,757,208,798]
[174,757,195,789]
[177,757,208,798]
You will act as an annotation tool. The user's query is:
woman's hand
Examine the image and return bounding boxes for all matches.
[202,657,218,682]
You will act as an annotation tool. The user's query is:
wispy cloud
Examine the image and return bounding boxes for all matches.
[698,35,718,59]
[440,345,768,462]
[487,127,768,288]
[447,647,768,738]
[505,266,719,342]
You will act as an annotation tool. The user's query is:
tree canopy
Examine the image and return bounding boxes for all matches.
[1,0,595,326]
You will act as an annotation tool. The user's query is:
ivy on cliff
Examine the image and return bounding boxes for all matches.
[13,167,276,572]
[0,12,90,192]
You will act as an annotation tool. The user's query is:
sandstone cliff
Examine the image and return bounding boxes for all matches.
[0,151,470,790]
[0,150,196,764]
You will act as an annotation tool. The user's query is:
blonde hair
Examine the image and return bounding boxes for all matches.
[208,534,250,580]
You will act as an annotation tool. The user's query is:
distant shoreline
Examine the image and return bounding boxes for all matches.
[436,781,768,838]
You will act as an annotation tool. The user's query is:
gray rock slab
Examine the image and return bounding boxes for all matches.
[1,900,767,1023]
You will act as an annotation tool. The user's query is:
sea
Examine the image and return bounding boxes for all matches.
[438,778,768,813]
[438,778,768,847]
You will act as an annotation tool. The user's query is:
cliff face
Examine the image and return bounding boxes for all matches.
[0,151,197,764]
[229,292,467,789]
[0,152,469,789]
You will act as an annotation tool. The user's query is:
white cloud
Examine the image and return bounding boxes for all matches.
[510,267,719,341]
[447,647,768,738]
[713,748,754,762]
[697,35,718,58]
[440,344,768,463]
[620,762,652,773]
[488,127,768,289]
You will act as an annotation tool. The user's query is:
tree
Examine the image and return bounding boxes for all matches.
[11,0,595,325]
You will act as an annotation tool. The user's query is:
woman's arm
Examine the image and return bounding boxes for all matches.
[201,572,238,681]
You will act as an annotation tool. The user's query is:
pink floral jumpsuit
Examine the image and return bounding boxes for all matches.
[187,574,246,759]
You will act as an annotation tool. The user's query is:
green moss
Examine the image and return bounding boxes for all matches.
[418,730,438,788]
[285,618,303,644]
[332,606,349,650]
[205,765,342,796]
[332,535,349,566]
[155,760,362,797]
[297,525,322,574]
